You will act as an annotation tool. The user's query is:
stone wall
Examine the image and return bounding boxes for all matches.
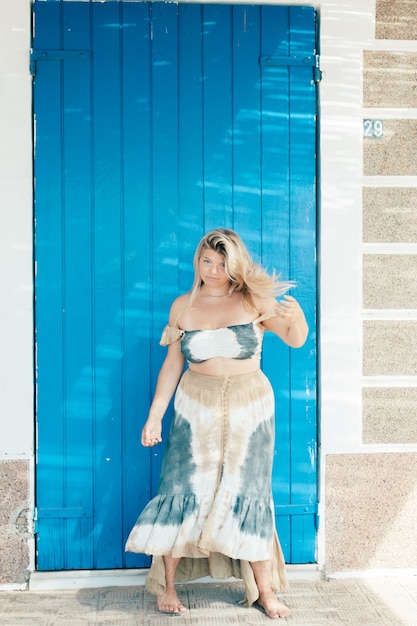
[326,454,417,571]
[0,461,31,586]
[325,0,417,574]
[363,2,417,444]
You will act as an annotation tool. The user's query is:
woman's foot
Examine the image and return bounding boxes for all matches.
[157,589,187,614]
[257,592,290,619]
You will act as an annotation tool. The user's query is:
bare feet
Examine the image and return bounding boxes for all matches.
[157,589,187,614]
[256,592,290,619]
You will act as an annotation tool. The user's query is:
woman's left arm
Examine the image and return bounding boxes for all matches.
[261,295,309,348]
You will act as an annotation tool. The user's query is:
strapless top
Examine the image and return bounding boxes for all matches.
[160,310,276,364]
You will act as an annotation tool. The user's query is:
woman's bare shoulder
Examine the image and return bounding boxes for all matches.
[169,292,192,324]
[252,295,277,315]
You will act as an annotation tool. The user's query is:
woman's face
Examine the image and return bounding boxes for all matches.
[198,247,229,289]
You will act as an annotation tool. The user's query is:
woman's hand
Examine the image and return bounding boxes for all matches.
[275,295,305,324]
[141,416,163,447]
[274,295,308,347]
[260,294,308,348]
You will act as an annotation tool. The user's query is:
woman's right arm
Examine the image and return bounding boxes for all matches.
[142,296,187,447]
[141,340,185,447]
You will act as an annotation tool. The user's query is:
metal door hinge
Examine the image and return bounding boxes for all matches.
[313,64,323,83]
[30,49,91,76]
[260,54,322,82]
[35,507,93,519]
[33,507,38,534]
[275,503,318,516]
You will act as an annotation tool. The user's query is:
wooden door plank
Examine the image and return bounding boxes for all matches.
[287,6,318,563]
[178,4,205,289]
[202,5,234,230]
[60,0,94,569]
[259,7,292,558]
[34,0,66,571]
[91,1,124,569]
[231,6,262,259]
[149,2,181,487]
[121,1,153,569]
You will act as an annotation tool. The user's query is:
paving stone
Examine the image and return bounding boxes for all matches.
[0,577,417,625]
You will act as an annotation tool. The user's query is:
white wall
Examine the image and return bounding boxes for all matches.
[319,0,375,454]
[0,0,33,459]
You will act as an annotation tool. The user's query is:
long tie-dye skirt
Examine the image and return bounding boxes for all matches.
[125,368,288,606]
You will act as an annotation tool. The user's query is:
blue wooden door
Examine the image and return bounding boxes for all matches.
[33,1,318,570]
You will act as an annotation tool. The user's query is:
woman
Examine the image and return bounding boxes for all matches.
[126,229,308,619]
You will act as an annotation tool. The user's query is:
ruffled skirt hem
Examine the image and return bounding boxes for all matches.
[125,490,276,562]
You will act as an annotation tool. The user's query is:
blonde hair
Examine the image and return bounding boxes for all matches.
[190,228,293,309]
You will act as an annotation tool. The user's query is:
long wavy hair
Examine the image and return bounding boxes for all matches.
[189,228,293,310]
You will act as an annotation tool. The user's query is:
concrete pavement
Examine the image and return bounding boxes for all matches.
[0,575,417,625]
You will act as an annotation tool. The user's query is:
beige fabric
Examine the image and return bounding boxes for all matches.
[144,530,288,607]
[159,325,184,346]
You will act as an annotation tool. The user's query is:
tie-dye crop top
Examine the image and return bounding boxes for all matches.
[159,311,276,364]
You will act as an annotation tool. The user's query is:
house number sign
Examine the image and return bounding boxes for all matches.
[363,119,384,138]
